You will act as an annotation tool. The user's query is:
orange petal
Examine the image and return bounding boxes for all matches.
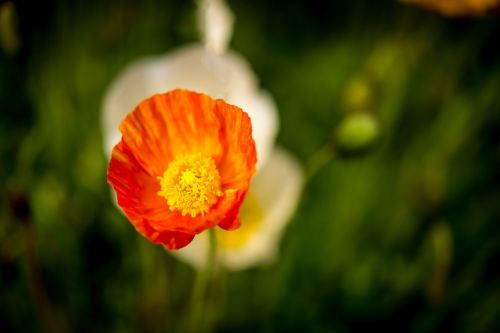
[139,218,195,250]
[108,140,173,221]
[215,189,245,231]
[214,99,257,189]
[218,213,241,231]
[119,89,224,177]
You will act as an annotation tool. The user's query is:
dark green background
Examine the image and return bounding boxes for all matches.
[1,0,499,332]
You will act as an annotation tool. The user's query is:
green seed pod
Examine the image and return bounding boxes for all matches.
[334,112,380,153]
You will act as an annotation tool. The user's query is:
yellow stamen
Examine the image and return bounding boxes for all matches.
[158,153,222,217]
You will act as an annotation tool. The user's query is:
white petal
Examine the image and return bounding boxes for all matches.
[172,147,304,270]
[101,43,278,169]
[197,0,234,55]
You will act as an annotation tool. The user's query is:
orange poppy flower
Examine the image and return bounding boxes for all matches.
[107,89,257,250]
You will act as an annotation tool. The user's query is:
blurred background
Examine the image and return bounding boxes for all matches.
[1,0,500,332]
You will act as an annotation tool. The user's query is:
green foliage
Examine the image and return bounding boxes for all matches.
[1,0,499,332]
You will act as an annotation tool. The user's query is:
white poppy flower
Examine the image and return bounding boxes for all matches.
[102,0,304,269]
[102,43,278,171]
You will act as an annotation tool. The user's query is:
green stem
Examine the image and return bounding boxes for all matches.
[305,144,336,182]
[187,228,217,333]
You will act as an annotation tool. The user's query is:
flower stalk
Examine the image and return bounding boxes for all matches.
[187,228,217,333]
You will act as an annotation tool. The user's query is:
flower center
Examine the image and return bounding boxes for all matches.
[158,153,222,217]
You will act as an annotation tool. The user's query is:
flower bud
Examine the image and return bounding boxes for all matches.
[334,112,379,154]
[343,75,373,111]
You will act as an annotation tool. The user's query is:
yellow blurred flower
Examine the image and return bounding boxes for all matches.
[400,0,499,16]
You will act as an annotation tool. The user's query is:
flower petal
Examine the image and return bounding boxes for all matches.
[140,219,195,250]
[119,89,223,177]
[215,99,257,189]
[108,140,175,236]
[198,0,234,55]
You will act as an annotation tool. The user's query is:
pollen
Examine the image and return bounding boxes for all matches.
[158,153,222,217]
